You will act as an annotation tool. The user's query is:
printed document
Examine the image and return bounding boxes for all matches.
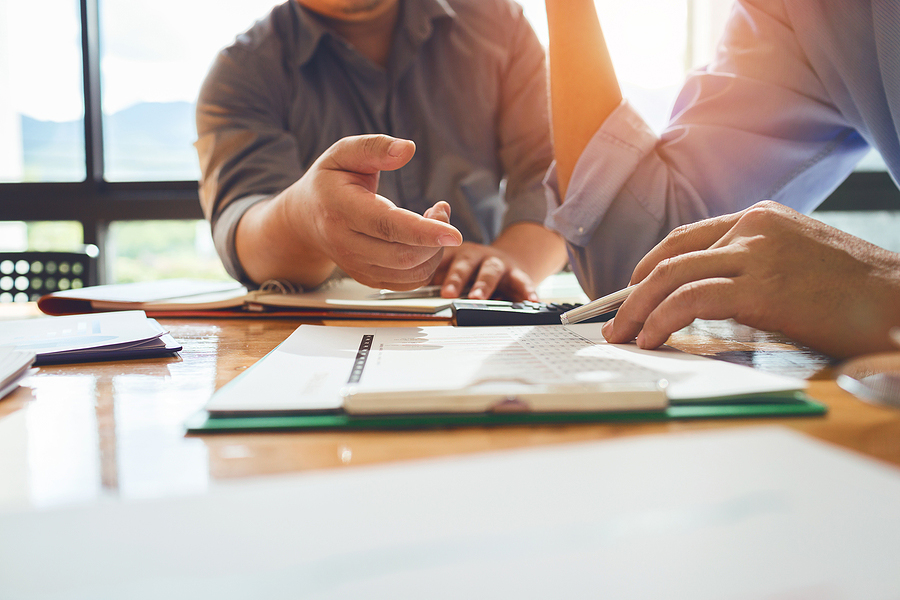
[205,323,806,414]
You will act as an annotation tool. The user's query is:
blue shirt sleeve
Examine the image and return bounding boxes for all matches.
[545,0,871,299]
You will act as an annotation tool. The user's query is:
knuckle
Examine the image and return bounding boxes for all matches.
[392,245,430,270]
[444,270,468,287]
[674,281,706,307]
[657,226,692,255]
[668,223,693,239]
[753,199,780,212]
[666,223,695,246]
[447,255,476,276]
[373,213,399,242]
[651,255,680,283]
[740,201,782,226]
[480,255,506,274]
[360,135,382,160]
[329,136,358,160]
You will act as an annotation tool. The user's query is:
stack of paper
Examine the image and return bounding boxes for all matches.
[0,310,181,365]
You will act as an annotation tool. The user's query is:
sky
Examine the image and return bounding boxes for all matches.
[2,0,695,123]
[3,0,275,121]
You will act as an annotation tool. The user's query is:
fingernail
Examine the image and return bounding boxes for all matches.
[388,140,406,157]
[601,319,613,337]
[438,234,460,247]
[528,293,539,302]
[443,283,457,297]
[469,287,485,300]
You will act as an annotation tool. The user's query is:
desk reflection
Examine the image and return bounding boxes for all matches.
[1,312,900,512]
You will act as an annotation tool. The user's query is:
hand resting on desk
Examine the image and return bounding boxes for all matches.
[431,242,538,302]
[601,201,900,358]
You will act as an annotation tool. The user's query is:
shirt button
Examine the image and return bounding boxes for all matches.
[578,227,584,234]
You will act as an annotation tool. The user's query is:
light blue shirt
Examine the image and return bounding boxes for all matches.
[545,0,900,298]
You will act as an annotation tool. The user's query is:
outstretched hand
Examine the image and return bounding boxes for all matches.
[601,201,900,358]
[280,134,463,290]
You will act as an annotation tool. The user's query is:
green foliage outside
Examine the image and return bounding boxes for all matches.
[109,220,230,283]
[24,220,231,284]
[27,221,84,251]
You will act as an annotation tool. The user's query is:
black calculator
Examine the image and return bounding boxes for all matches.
[451,300,614,326]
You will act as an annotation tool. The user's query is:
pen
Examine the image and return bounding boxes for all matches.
[369,285,444,300]
[559,284,636,325]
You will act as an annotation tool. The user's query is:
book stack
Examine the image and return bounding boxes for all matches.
[0,310,181,366]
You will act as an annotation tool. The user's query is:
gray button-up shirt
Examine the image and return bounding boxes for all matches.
[195,0,552,286]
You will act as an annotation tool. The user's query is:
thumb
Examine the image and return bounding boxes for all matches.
[320,134,416,175]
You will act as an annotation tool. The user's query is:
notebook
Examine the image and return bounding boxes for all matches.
[36,277,454,319]
[0,310,182,365]
[187,323,823,432]
[36,272,591,320]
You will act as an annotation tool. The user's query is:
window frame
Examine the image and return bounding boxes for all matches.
[0,0,203,282]
[0,0,895,284]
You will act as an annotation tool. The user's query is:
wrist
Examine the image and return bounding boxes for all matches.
[235,190,335,287]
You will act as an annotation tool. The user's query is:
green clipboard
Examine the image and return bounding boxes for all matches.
[184,391,825,433]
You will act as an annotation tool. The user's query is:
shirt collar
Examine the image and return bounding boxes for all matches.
[288,0,456,68]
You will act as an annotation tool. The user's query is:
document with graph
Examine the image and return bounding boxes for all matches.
[200,323,810,419]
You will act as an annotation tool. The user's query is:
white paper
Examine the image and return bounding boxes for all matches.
[2,427,899,599]
[0,346,35,399]
[50,278,246,303]
[206,323,805,414]
[0,311,174,361]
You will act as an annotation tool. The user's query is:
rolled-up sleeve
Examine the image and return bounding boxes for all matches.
[195,44,303,286]
[494,2,554,231]
[544,0,870,299]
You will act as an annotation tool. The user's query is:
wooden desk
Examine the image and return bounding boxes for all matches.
[2,310,899,510]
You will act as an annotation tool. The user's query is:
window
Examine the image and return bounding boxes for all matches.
[0,0,896,285]
[99,0,276,182]
[0,0,84,183]
[0,0,272,283]
[521,0,701,134]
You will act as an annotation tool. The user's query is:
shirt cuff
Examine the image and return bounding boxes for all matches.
[211,193,274,288]
[543,99,659,247]
[501,187,552,233]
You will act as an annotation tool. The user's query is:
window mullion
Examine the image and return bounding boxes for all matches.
[80,0,103,185]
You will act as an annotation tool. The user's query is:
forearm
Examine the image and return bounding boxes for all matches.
[234,191,335,288]
[545,0,622,199]
[491,221,568,284]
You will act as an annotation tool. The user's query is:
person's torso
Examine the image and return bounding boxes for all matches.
[271,0,530,244]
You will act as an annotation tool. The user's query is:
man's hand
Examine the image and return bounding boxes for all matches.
[431,242,539,302]
[237,135,463,290]
[428,221,568,302]
[601,201,900,358]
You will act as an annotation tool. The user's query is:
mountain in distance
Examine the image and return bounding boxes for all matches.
[21,100,200,182]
